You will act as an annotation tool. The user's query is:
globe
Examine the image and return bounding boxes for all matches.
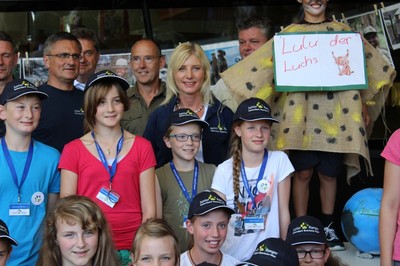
[341,187,382,255]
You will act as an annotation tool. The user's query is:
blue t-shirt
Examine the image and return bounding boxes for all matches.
[0,140,60,266]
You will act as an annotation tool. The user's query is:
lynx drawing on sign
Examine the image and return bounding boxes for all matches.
[332,49,353,76]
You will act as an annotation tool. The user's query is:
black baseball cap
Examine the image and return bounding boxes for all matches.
[84,69,130,92]
[233,97,279,123]
[0,219,18,246]
[0,79,48,105]
[169,108,209,128]
[236,238,299,266]
[286,215,327,246]
[188,191,234,219]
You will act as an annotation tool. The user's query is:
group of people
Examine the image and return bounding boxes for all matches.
[0,0,398,266]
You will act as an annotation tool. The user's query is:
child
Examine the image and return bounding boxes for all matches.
[156,108,215,252]
[286,215,347,266]
[181,190,239,265]
[131,218,180,266]
[0,219,18,266]
[236,237,299,266]
[211,97,294,260]
[0,79,60,265]
[380,128,400,266]
[37,195,120,266]
[59,70,156,266]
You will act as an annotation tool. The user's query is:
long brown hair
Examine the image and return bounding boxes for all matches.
[83,80,130,133]
[36,195,120,266]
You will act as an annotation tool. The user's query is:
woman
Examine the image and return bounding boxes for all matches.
[59,70,156,266]
[36,195,120,266]
[143,42,233,168]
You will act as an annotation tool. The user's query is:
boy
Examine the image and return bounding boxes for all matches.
[0,219,18,266]
[156,108,215,252]
[0,79,60,266]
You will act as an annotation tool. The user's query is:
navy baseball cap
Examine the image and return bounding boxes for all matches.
[84,69,130,92]
[0,219,18,246]
[286,215,327,246]
[233,98,279,123]
[169,108,209,128]
[236,238,299,266]
[0,79,48,105]
[188,191,234,219]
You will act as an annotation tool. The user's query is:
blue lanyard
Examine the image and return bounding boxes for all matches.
[1,138,34,202]
[170,160,199,204]
[91,128,124,185]
[240,150,268,210]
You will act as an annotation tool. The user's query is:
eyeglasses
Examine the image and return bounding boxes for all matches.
[46,53,81,60]
[169,133,202,142]
[131,55,162,64]
[296,249,326,259]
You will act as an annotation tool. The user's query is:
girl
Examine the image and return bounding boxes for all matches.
[380,128,400,266]
[131,218,180,266]
[156,108,215,252]
[181,190,239,266]
[37,195,120,266]
[211,97,294,261]
[59,70,156,266]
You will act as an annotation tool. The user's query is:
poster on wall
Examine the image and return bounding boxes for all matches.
[21,58,48,86]
[381,3,400,50]
[343,10,394,67]
[273,32,367,92]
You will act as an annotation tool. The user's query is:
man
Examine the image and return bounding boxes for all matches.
[220,0,395,252]
[120,38,166,136]
[71,27,100,91]
[32,32,84,152]
[0,31,18,138]
[212,16,275,111]
[363,25,392,65]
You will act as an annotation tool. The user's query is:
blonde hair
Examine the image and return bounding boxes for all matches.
[230,120,245,213]
[163,42,213,105]
[131,218,180,266]
[36,195,119,266]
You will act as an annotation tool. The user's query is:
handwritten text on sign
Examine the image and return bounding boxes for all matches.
[273,32,367,92]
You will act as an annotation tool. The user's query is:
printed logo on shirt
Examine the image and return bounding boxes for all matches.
[31,191,45,205]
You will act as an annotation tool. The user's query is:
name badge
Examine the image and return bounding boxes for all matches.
[96,187,120,208]
[244,216,265,230]
[9,202,30,216]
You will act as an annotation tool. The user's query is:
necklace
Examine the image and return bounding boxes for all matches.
[94,131,122,155]
[188,249,222,266]
[176,99,204,113]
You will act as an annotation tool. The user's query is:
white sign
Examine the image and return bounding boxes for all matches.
[273,32,367,92]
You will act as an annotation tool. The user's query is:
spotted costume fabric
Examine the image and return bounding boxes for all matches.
[220,21,396,182]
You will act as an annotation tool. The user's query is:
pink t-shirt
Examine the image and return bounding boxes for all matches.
[59,136,156,250]
[381,128,400,261]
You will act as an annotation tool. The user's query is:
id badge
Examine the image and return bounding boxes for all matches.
[96,187,120,208]
[182,216,188,228]
[244,216,265,230]
[9,202,30,216]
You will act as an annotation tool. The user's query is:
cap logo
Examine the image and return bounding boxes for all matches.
[247,101,270,113]
[13,80,36,91]
[254,243,278,258]
[292,222,320,235]
[198,194,224,206]
[178,109,196,118]
[99,70,116,78]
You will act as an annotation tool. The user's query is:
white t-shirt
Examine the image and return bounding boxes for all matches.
[211,150,294,261]
[180,250,240,266]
